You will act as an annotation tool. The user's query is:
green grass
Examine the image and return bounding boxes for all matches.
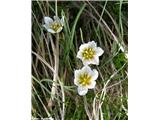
[32,1,128,120]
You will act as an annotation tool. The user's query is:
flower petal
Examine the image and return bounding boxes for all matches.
[77,50,83,59]
[44,17,53,25]
[88,80,96,89]
[79,43,88,51]
[81,58,92,66]
[47,29,56,34]
[82,59,91,66]
[60,16,64,26]
[88,41,97,48]
[92,69,98,80]
[56,27,63,33]
[43,24,50,30]
[54,16,61,22]
[92,57,99,65]
[81,65,92,73]
[96,47,104,56]
[77,86,88,96]
[74,70,81,86]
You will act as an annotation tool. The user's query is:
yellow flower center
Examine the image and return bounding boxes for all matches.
[51,22,62,32]
[82,48,95,60]
[79,73,91,86]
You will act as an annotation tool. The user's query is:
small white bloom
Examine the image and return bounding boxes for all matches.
[77,41,104,65]
[74,66,98,96]
[43,16,64,34]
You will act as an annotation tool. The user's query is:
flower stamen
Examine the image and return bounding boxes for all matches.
[79,73,91,86]
[51,22,62,32]
[82,48,95,60]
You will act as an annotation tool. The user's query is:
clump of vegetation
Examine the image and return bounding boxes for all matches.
[32,1,128,120]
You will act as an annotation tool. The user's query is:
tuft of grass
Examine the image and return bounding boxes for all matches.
[32,1,128,120]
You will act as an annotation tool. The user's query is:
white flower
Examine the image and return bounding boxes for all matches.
[43,16,64,34]
[77,41,104,65]
[74,66,98,96]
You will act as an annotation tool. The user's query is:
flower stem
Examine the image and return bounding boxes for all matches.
[48,1,65,119]
[48,0,59,109]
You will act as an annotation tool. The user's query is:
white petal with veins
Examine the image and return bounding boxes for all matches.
[82,59,91,66]
[77,50,83,59]
[88,80,96,89]
[43,24,50,30]
[96,47,104,56]
[79,44,88,51]
[74,70,80,86]
[88,41,97,48]
[56,27,63,33]
[47,29,56,34]
[93,56,99,65]
[44,17,53,25]
[92,69,98,80]
[60,16,64,26]
[77,86,88,96]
